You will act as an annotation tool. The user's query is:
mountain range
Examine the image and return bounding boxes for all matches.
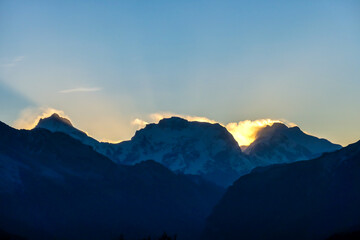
[35,114,341,186]
[1,113,356,240]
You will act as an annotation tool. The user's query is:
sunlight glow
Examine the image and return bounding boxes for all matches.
[226,119,282,146]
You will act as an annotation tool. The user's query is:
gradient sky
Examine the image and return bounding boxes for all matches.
[1,0,359,145]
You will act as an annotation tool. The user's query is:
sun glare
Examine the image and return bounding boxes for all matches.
[225,119,282,147]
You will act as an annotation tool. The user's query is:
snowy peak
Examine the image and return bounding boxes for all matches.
[244,122,342,164]
[35,113,98,146]
[36,113,74,131]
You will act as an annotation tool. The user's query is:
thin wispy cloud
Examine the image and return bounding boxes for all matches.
[1,56,25,68]
[59,87,102,94]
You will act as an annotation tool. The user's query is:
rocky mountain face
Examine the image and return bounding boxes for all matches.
[0,121,224,240]
[203,140,360,240]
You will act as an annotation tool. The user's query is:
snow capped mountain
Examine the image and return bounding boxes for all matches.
[112,117,253,186]
[244,122,342,165]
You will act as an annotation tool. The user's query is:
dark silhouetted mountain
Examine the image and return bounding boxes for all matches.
[244,122,341,165]
[0,121,224,240]
[203,140,360,240]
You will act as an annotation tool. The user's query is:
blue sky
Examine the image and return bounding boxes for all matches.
[1,0,359,145]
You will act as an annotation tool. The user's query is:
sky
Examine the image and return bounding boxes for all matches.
[0,0,359,146]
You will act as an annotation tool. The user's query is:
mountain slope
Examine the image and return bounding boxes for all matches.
[0,121,224,240]
[203,140,360,240]
[244,123,341,165]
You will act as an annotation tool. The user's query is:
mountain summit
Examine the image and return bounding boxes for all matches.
[244,122,341,165]
[35,113,94,145]
[35,113,116,156]
[36,113,73,130]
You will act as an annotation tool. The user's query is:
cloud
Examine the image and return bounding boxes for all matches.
[59,87,102,94]
[132,112,296,146]
[131,118,149,130]
[13,107,70,130]
[1,56,25,68]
